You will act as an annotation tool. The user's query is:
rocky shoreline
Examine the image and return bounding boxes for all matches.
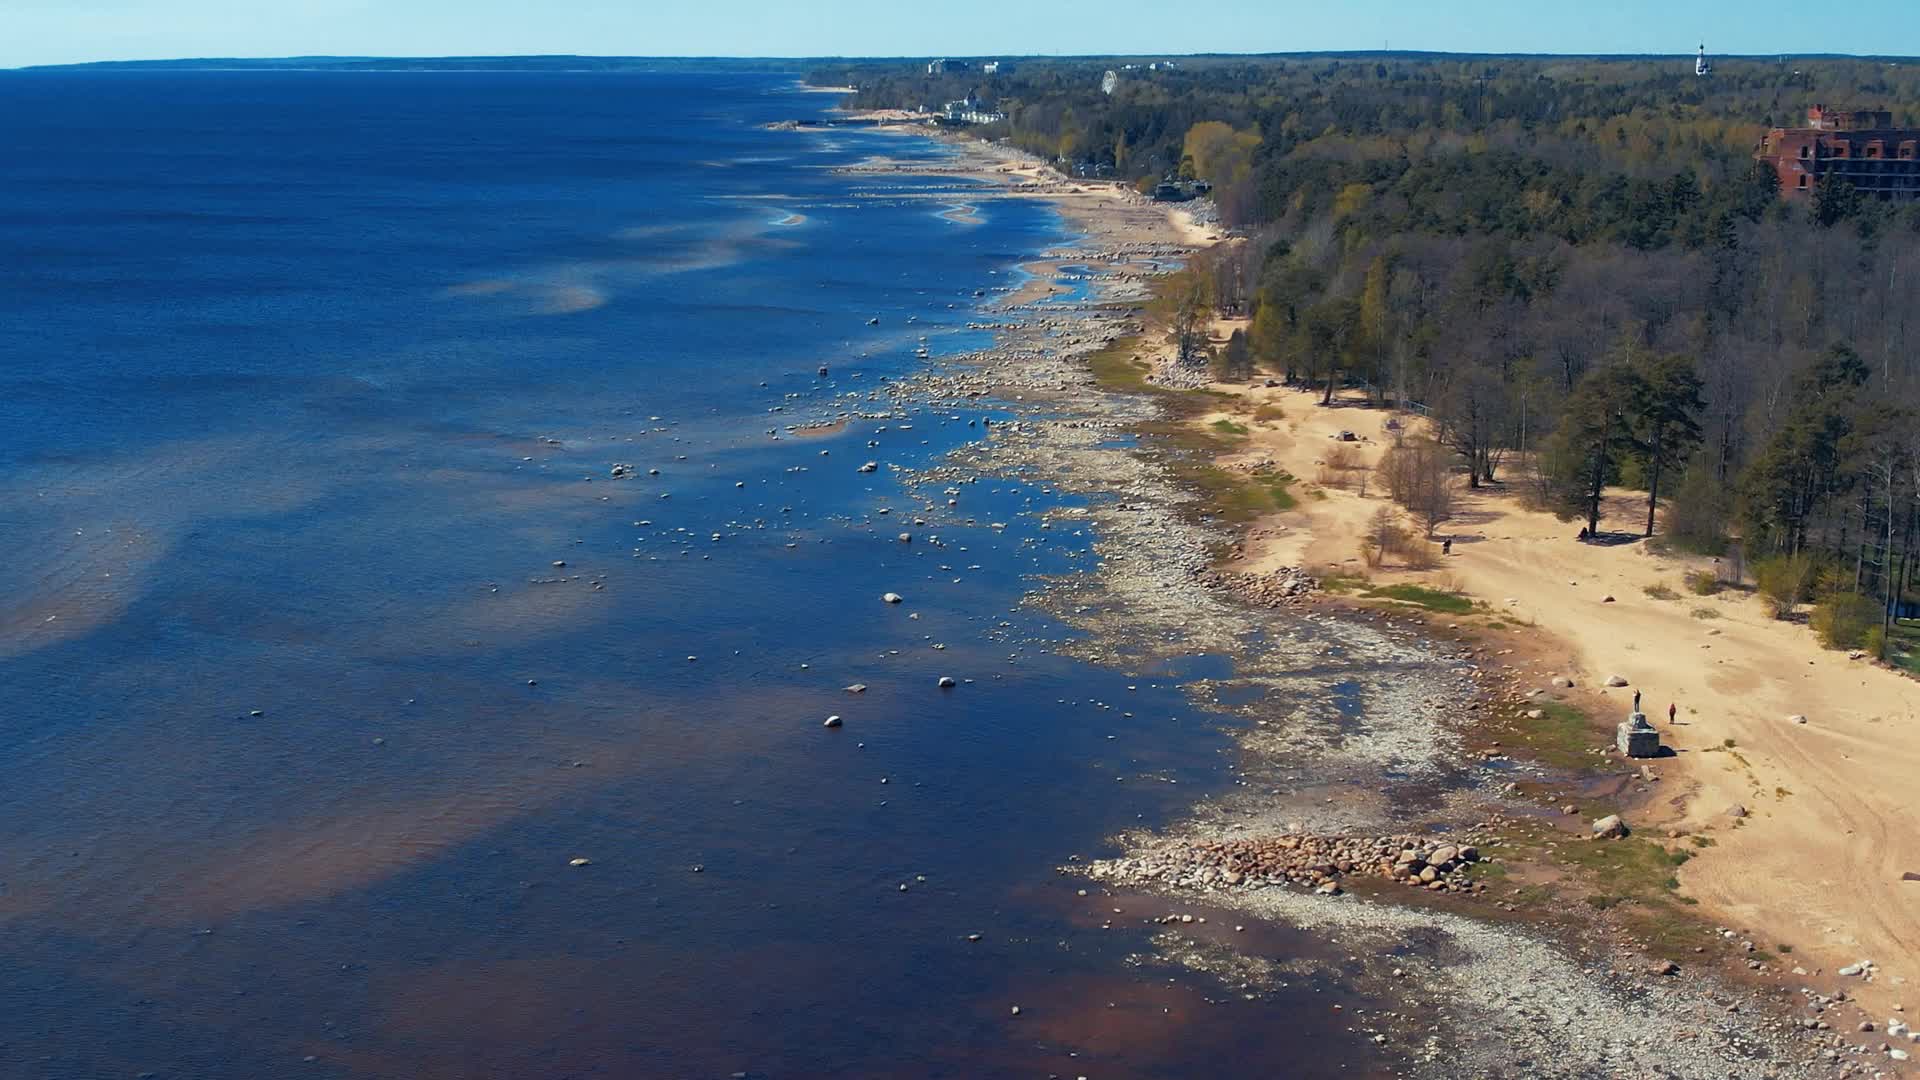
[1077,831,1490,896]
[779,123,1905,1078]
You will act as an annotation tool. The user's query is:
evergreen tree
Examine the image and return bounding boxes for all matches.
[1628,353,1706,537]
[1546,364,1640,536]
[1739,345,1870,554]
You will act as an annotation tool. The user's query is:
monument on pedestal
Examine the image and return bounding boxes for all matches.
[1617,712,1661,758]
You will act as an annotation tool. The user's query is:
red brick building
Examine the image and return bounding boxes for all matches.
[1755,106,1920,201]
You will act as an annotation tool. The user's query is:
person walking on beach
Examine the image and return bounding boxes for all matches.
[1668,703,1677,725]
[1442,537,1452,556]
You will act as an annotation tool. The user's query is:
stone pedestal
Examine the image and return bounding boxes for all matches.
[1617,712,1661,758]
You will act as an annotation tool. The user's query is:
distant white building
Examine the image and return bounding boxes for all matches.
[942,92,1005,125]
[1695,43,1712,77]
[983,60,1012,75]
[927,58,971,75]
[1101,70,1119,95]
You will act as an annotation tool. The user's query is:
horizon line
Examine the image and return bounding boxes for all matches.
[12,49,1920,72]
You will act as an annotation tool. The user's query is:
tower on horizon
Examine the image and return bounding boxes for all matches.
[1696,44,1712,77]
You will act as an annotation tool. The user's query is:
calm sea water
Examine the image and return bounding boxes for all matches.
[0,71,1388,1078]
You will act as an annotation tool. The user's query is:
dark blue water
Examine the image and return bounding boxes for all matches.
[0,71,1386,1078]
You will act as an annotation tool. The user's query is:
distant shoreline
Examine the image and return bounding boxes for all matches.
[16,50,1920,74]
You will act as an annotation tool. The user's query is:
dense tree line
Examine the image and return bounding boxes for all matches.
[816,54,1920,658]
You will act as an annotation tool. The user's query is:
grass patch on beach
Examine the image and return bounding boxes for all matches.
[1164,461,1299,526]
[1509,700,1602,772]
[1175,463,1279,524]
[1135,421,1301,526]
[1317,571,1368,594]
[1262,470,1298,511]
[1500,824,1713,957]
[1210,419,1250,437]
[1252,403,1286,423]
[1087,338,1157,394]
[1359,583,1474,614]
[1561,838,1710,956]
[1088,335,1215,404]
[1643,583,1679,601]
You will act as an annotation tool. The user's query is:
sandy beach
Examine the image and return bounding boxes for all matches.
[770,112,1920,1076]
[1195,370,1920,1022]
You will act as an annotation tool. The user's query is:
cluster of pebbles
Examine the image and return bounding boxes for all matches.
[1205,564,1320,607]
[1145,354,1215,390]
[1077,832,1488,897]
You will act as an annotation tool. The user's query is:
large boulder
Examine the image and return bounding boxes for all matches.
[1591,814,1629,840]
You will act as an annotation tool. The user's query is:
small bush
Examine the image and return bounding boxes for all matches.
[1377,437,1456,537]
[1401,540,1439,571]
[1360,506,1404,568]
[1753,553,1814,620]
[1252,403,1285,423]
[1684,570,1723,596]
[1318,444,1364,490]
[1690,607,1720,620]
[1811,593,1878,650]
[1661,459,1733,553]
[1643,583,1679,601]
[1864,625,1887,659]
[1210,419,1249,436]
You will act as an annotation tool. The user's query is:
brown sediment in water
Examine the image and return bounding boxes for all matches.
[789,418,849,438]
[1001,259,1072,306]
[936,201,984,225]
[0,674,865,932]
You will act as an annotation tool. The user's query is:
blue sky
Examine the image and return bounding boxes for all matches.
[6,0,1916,69]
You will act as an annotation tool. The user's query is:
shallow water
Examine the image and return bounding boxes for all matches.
[0,70,1394,1078]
